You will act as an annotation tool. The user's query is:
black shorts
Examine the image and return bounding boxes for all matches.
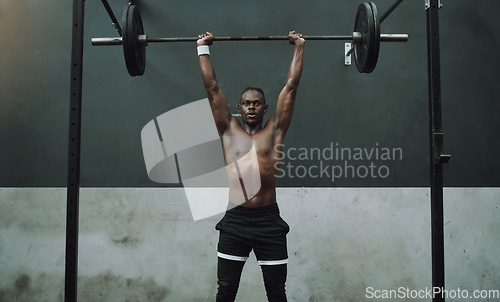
[215,203,290,265]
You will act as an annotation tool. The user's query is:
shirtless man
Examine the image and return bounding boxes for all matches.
[197,31,305,302]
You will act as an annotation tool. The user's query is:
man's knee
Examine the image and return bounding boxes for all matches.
[216,258,245,302]
[261,264,288,302]
[216,279,240,302]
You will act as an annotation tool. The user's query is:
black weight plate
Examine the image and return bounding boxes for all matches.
[123,4,146,76]
[366,2,380,73]
[354,2,375,73]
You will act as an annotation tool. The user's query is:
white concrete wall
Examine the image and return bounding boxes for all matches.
[0,188,498,301]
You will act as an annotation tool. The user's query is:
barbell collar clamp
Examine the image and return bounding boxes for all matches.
[352,32,362,44]
[139,34,148,46]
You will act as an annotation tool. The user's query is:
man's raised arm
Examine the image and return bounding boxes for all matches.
[197,32,232,136]
[274,31,305,138]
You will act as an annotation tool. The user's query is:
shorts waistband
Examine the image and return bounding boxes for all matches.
[226,203,280,217]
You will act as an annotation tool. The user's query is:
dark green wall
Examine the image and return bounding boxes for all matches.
[1,0,499,187]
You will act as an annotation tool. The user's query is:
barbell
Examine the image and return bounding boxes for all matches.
[91,2,408,76]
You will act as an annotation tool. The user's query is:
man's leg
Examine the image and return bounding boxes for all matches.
[215,207,253,302]
[261,263,288,302]
[252,206,290,302]
[216,257,246,302]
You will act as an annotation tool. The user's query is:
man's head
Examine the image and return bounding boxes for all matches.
[238,87,268,127]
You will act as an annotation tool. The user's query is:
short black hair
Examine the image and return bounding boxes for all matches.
[240,87,266,104]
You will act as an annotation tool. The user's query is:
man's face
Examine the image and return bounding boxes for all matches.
[238,90,268,127]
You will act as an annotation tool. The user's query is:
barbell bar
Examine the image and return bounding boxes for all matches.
[92,34,408,46]
[91,1,409,76]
